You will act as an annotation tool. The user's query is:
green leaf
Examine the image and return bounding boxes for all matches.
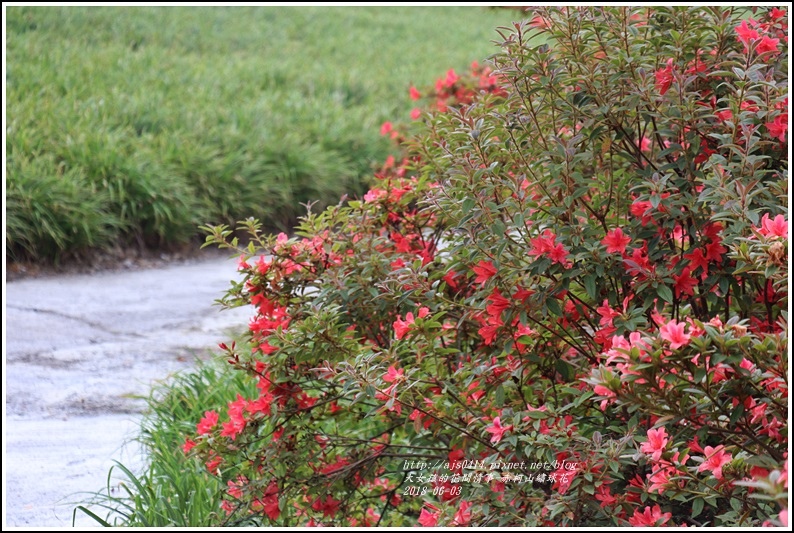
[657,284,674,304]
[546,297,562,317]
[462,197,475,213]
[555,358,573,381]
[583,274,597,300]
[692,497,704,518]
[495,384,505,407]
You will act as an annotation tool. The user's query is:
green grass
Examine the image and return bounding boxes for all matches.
[7,6,516,261]
[74,356,257,526]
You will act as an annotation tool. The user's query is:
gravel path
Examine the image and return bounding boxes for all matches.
[4,255,251,527]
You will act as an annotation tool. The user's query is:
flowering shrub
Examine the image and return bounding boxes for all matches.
[191,6,788,527]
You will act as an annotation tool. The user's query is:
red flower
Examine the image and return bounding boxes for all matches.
[528,230,554,257]
[220,395,248,440]
[477,314,503,345]
[485,416,513,444]
[472,260,497,285]
[594,485,617,507]
[593,384,616,411]
[485,288,511,318]
[697,445,732,479]
[641,427,669,462]
[673,267,698,298]
[704,239,727,262]
[197,410,219,435]
[659,319,691,350]
[443,269,460,290]
[684,247,709,276]
[547,242,571,266]
[393,308,429,340]
[383,365,404,383]
[655,58,675,95]
[444,68,460,87]
[418,506,439,527]
[205,454,222,472]
[380,121,393,136]
[409,86,421,100]
[628,505,673,526]
[410,107,422,120]
[759,213,788,238]
[597,300,620,327]
[765,113,788,142]
[602,227,632,254]
[529,229,571,266]
[182,438,196,454]
[452,500,473,526]
[630,199,654,226]
[393,315,412,340]
[757,35,780,54]
[715,108,733,121]
[770,7,786,19]
[311,495,341,518]
[259,480,281,520]
[735,19,760,46]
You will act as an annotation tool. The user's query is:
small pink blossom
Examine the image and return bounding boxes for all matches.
[759,213,788,239]
[659,319,691,350]
[641,427,669,462]
[629,505,672,526]
[484,416,513,444]
[383,365,404,383]
[697,445,732,479]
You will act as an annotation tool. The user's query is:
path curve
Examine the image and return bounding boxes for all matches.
[4,255,251,527]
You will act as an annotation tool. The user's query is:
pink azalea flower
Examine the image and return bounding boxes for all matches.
[628,505,672,526]
[759,213,788,239]
[383,365,404,383]
[594,384,616,411]
[659,319,691,350]
[641,427,669,462]
[485,416,513,444]
[393,314,413,340]
[647,465,677,494]
[697,445,732,479]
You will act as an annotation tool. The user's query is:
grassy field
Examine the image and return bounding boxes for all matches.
[6,6,516,261]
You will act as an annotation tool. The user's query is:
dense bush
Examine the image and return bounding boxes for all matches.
[191,6,787,526]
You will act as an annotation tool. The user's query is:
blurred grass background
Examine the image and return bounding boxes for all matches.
[6,6,514,262]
